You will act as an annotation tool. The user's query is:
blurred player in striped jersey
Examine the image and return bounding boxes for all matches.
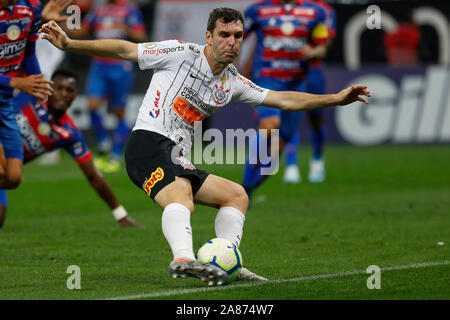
[283,0,336,183]
[241,0,329,199]
[71,0,147,172]
[0,0,72,190]
[0,69,140,228]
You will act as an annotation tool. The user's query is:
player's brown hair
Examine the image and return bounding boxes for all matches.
[207,8,244,33]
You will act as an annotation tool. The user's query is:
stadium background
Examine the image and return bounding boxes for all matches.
[1,0,448,301]
[53,0,450,148]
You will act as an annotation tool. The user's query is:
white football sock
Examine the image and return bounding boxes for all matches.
[215,206,245,248]
[161,203,195,260]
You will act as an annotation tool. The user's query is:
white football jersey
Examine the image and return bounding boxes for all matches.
[134,40,269,153]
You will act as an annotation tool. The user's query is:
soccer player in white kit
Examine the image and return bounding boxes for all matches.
[39,8,370,285]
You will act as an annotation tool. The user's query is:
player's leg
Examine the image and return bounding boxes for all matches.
[283,130,301,183]
[0,109,24,189]
[0,158,23,189]
[194,174,248,247]
[86,62,110,155]
[306,68,326,182]
[194,174,267,281]
[107,62,134,168]
[124,130,227,284]
[242,108,281,200]
[0,189,7,229]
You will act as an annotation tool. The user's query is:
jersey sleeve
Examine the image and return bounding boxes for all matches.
[29,0,42,43]
[232,73,269,107]
[81,9,96,31]
[127,6,146,32]
[64,122,92,164]
[243,4,258,37]
[137,40,186,70]
[310,7,328,45]
[326,7,337,39]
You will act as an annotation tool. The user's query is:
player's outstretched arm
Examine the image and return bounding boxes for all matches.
[39,21,138,62]
[262,85,371,112]
[78,159,141,227]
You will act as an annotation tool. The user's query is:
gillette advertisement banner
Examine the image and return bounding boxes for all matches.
[207,64,450,146]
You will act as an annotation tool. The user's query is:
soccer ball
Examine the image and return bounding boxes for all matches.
[196,238,243,279]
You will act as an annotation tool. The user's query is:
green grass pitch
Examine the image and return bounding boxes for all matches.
[0,145,449,299]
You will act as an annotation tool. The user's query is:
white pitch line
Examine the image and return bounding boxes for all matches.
[102,260,450,300]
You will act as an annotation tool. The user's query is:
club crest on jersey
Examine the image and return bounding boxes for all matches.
[281,22,295,35]
[212,84,230,105]
[37,123,51,136]
[7,25,21,41]
[149,89,161,118]
[143,167,164,195]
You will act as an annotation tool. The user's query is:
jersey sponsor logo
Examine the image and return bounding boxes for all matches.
[292,7,316,19]
[263,36,306,50]
[142,45,184,56]
[149,89,161,118]
[237,76,265,93]
[258,6,283,17]
[180,87,214,114]
[143,167,164,196]
[172,95,208,127]
[0,39,27,58]
[6,25,21,41]
[15,113,45,154]
[16,7,33,17]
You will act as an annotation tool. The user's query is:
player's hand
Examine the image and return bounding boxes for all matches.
[42,0,74,23]
[39,21,71,50]
[9,74,53,104]
[117,216,142,228]
[336,85,371,106]
[299,45,315,59]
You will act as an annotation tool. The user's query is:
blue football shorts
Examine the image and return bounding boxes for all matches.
[85,60,135,109]
[254,78,307,142]
[0,98,23,160]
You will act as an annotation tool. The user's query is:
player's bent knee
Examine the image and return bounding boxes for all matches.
[6,176,21,189]
[224,183,249,214]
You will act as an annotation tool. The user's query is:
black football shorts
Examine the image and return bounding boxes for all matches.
[124,129,209,201]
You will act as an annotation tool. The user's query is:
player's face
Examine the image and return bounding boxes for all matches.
[48,76,77,118]
[207,19,244,64]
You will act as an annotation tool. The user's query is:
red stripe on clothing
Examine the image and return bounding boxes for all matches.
[131,25,146,32]
[263,49,304,60]
[263,28,309,38]
[21,105,52,147]
[260,69,305,80]
[0,51,26,67]
[308,59,322,67]
[74,151,92,164]
[94,57,124,64]
[328,28,336,39]
[312,37,328,44]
